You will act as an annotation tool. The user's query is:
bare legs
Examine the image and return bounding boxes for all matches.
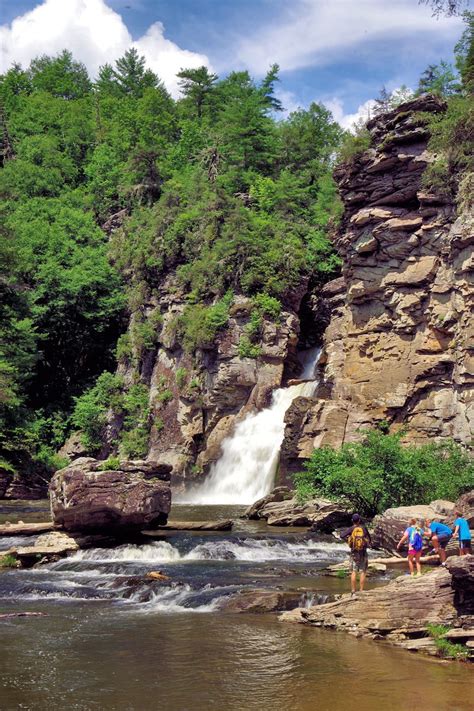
[350,570,366,593]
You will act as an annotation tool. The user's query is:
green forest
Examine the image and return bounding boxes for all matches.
[0,11,472,483]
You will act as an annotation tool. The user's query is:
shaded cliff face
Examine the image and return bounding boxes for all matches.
[281,95,473,474]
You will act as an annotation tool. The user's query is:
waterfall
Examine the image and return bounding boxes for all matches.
[181,348,321,505]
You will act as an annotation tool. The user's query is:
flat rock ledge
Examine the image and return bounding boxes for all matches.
[49,457,172,533]
[280,556,474,660]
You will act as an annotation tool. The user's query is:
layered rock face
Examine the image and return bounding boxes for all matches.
[282,95,473,472]
[281,555,474,656]
[49,458,171,532]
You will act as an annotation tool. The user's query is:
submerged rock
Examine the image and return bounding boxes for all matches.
[49,457,172,533]
[219,588,304,613]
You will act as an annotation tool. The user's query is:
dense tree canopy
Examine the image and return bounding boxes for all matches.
[0,49,343,478]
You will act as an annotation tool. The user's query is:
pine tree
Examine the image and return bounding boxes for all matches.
[177,66,218,119]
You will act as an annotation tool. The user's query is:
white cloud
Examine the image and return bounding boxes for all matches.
[274,88,302,117]
[0,0,212,96]
[324,97,376,131]
[324,83,415,132]
[235,0,463,74]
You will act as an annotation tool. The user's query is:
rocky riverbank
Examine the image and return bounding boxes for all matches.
[281,555,474,660]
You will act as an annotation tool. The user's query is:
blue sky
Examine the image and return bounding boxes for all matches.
[0,0,465,126]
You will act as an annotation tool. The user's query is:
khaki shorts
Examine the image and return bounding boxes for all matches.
[349,553,368,573]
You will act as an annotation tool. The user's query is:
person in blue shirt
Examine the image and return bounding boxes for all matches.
[424,518,452,566]
[453,512,472,556]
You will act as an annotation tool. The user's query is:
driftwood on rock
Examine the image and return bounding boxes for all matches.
[0,522,54,537]
[143,519,233,532]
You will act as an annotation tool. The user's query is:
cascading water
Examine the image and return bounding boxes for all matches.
[181,348,321,505]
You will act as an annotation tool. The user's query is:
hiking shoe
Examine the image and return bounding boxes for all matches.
[351,592,357,599]
[415,573,422,577]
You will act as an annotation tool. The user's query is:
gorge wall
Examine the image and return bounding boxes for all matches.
[281,95,473,477]
[55,94,473,496]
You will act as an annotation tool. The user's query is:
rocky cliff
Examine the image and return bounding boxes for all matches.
[281,95,473,476]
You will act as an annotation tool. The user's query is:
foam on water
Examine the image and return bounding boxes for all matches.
[68,537,346,564]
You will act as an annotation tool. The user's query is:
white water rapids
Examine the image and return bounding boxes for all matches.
[181,348,321,505]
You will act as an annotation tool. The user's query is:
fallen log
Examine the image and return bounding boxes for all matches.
[143,519,233,532]
[0,522,55,537]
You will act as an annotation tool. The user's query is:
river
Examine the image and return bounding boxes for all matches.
[1,502,473,711]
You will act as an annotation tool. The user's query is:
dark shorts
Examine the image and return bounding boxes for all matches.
[349,552,368,573]
[436,533,452,549]
[460,539,472,550]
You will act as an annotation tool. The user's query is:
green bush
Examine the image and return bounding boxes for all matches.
[294,429,474,517]
[0,554,17,569]
[238,336,262,359]
[119,383,150,458]
[426,624,469,660]
[337,126,371,164]
[179,291,233,352]
[72,372,123,452]
[175,367,187,389]
[97,456,121,471]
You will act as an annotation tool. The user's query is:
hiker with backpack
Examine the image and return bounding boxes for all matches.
[340,513,371,598]
[396,518,423,576]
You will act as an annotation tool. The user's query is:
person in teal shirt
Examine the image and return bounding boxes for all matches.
[453,512,472,556]
[424,519,452,565]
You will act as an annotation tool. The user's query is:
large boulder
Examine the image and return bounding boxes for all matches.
[244,487,293,520]
[244,488,351,531]
[371,502,454,552]
[49,458,172,533]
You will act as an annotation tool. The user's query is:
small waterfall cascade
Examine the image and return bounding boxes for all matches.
[181,348,321,505]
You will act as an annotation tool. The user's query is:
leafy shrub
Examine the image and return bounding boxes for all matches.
[421,96,474,197]
[72,372,123,452]
[337,126,371,164]
[116,333,133,361]
[175,367,187,389]
[253,293,281,320]
[179,291,233,352]
[294,429,474,517]
[0,554,17,569]
[426,624,469,660]
[238,336,262,359]
[158,389,173,405]
[97,456,121,471]
[119,383,150,458]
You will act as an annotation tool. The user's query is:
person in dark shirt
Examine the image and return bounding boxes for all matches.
[340,513,372,598]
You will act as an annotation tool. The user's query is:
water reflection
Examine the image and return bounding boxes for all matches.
[1,606,473,711]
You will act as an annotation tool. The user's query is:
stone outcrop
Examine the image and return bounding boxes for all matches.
[280,555,474,658]
[49,458,171,533]
[281,95,474,474]
[244,487,351,530]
